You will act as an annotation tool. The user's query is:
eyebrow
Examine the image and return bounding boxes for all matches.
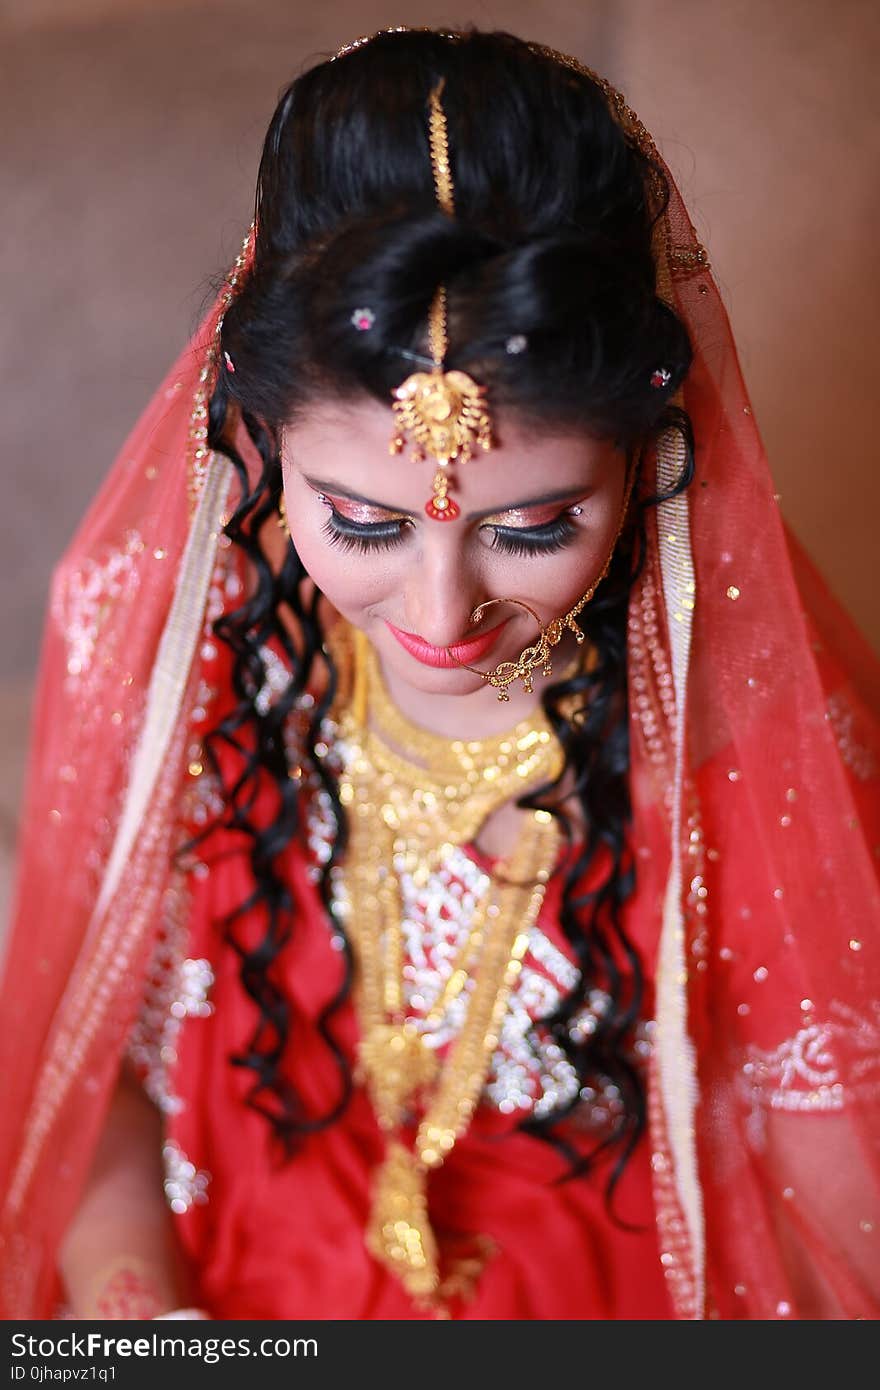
[302,475,588,521]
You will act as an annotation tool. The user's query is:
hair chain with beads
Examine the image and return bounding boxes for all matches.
[384,79,495,522]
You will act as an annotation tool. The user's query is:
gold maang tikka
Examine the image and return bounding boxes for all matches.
[388,77,494,520]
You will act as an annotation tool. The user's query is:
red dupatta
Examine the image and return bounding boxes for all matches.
[1,32,878,1319]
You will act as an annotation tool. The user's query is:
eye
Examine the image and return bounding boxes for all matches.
[319,497,413,555]
[484,508,581,558]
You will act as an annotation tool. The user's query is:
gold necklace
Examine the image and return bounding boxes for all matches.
[332,625,569,1307]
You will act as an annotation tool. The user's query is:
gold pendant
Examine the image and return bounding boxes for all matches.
[358,1023,439,1128]
[366,1139,440,1299]
[390,367,492,520]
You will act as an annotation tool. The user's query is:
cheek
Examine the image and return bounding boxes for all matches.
[509,558,592,628]
[541,549,600,613]
[284,507,399,617]
[551,482,628,609]
[502,510,623,621]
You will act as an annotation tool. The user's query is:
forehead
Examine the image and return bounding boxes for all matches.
[282,395,620,509]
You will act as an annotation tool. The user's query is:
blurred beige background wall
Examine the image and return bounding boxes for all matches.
[2,0,878,923]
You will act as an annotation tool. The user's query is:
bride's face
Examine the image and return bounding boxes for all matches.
[281,395,628,700]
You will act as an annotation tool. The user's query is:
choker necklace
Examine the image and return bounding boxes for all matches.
[332,626,573,1309]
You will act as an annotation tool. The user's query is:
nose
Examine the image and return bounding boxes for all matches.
[402,533,482,646]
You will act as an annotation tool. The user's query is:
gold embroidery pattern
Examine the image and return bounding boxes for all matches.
[124,867,214,1117]
[58,535,143,686]
[739,1002,880,1125]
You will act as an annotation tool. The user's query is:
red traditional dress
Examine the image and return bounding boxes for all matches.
[123,635,673,1320]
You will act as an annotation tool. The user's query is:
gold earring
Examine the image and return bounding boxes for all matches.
[278,493,291,539]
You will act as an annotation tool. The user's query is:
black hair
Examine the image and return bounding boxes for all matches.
[196,27,694,1204]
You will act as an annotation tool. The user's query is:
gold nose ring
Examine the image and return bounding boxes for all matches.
[448,596,571,699]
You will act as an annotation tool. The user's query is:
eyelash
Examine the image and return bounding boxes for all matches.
[485,514,579,557]
[320,511,412,554]
[320,504,581,557]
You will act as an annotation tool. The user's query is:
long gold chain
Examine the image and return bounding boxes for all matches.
[426,79,453,371]
[427,76,455,217]
[333,625,566,1306]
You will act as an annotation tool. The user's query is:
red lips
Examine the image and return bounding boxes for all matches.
[385,619,509,669]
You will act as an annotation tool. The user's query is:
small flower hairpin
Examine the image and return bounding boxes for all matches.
[650,367,672,388]
[351,307,376,331]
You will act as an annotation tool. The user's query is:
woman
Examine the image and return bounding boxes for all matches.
[1,27,878,1321]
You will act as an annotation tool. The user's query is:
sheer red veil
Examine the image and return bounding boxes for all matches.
[1,30,878,1319]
